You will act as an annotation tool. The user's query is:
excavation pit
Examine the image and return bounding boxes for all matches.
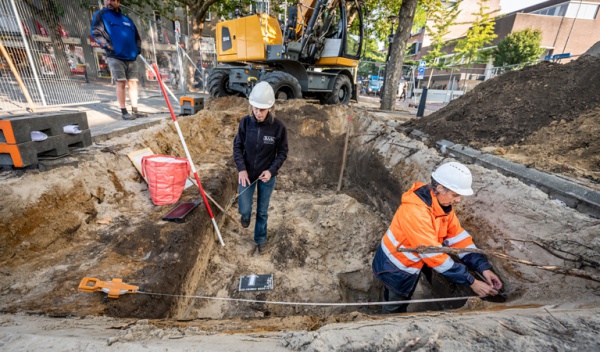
[1,98,599,329]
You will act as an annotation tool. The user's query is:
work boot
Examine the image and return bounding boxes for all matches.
[257,242,268,255]
[133,112,148,118]
[122,112,136,120]
[241,217,250,228]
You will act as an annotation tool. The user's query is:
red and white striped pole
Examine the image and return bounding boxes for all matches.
[150,62,225,246]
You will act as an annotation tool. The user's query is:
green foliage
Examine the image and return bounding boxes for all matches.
[453,0,497,66]
[413,0,441,30]
[423,0,462,68]
[363,0,401,43]
[493,28,544,66]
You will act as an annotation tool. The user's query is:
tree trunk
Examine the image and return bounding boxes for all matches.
[380,0,418,111]
[427,67,435,88]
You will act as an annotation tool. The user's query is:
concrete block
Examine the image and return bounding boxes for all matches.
[180,96,204,115]
[0,129,92,168]
[0,111,89,144]
[442,144,600,218]
[446,143,481,163]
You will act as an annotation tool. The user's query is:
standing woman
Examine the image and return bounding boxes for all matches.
[233,82,289,254]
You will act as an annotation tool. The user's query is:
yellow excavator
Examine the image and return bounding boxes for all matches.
[207,0,364,104]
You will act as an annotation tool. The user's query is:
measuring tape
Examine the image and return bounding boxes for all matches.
[137,290,479,307]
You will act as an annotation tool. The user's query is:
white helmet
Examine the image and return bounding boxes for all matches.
[249,81,275,109]
[431,162,474,196]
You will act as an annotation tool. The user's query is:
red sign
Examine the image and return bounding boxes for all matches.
[89,36,101,48]
[21,21,31,36]
[58,24,69,39]
[36,21,48,37]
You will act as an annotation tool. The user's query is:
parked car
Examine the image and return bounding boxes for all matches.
[366,79,383,96]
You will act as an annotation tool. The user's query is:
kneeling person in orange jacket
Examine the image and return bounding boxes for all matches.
[372,162,503,313]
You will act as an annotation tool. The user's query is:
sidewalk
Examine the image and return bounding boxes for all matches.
[7,91,434,145]
[26,89,209,143]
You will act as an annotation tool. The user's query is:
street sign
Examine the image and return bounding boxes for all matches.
[417,60,426,80]
[174,21,181,34]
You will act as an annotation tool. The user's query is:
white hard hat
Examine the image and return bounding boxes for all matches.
[249,81,275,109]
[431,162,474,196]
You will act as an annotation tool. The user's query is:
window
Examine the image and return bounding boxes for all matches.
[534,3,599,19]
[407,42,420,56]
[344,0,362,57]
[566,3,598,19]
[533,4,567,17]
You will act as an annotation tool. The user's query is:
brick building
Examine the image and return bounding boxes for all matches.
[408,0,600,90]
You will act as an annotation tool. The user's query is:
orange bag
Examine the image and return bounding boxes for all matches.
[141,155,191,206]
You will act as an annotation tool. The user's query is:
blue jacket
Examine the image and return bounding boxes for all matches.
[233,113,288,182]
[91,8,141,61]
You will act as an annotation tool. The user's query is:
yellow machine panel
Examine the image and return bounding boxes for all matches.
[315,57,359,68]
[217,14,283,62]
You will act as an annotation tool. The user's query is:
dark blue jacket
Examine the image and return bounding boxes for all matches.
[91,8,141,61]
[233,113,288,182]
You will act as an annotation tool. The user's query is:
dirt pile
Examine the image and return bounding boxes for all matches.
[405,55,600,185]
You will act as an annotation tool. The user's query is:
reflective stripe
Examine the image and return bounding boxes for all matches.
[385,228,400,247]
[400,246,422,262]
[421,250,443,258]
[458,244,477,259]
[385,229,421,262]
[443,230,471,246]
[381,240,421,274]
[433,256,455,273]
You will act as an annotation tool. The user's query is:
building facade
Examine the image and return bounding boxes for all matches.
[408,0,600,90]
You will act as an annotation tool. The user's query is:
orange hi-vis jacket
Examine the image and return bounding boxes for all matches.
[381,182,478,277]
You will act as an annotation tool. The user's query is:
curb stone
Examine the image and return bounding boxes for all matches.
[403,128,600,219]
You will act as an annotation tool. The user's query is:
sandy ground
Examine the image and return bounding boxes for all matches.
[1,97,600,351]
[2,307,600,351]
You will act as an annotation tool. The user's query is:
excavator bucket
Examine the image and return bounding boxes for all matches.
[78,277,139,299]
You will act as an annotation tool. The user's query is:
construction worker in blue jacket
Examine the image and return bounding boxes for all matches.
[91,0,146,120]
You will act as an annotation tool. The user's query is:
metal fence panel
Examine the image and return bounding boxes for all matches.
[0,0,102,112]
[0,1,217,113]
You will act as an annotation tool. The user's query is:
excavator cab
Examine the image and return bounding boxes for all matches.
[209,0,364,105]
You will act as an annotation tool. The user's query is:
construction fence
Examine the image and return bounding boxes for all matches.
[0,0,215,112]
[358,59,545,98]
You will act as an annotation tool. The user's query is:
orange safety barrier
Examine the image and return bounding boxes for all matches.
[179,96,194,105]
[0,144,23,167]
[78,277,139,299]
[0,120,16,144]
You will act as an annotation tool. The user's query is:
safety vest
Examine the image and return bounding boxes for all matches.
[381,182,477,275]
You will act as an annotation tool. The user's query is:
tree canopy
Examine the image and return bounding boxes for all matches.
[493,28,545,67]
[453,0,497,66]
[423,0,462,69]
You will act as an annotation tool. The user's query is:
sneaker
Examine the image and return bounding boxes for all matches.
[241,218,250,228]
[133,112,148,118]
[122,112,136,120]
[257,243,268,254]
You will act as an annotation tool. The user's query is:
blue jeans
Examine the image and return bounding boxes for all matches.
[238,176,276,245]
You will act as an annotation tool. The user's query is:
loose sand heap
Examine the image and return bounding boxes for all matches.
[405,55,600,189]
[0,96,599,351]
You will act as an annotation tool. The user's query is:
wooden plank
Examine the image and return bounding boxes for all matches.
[0,40,36,112]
